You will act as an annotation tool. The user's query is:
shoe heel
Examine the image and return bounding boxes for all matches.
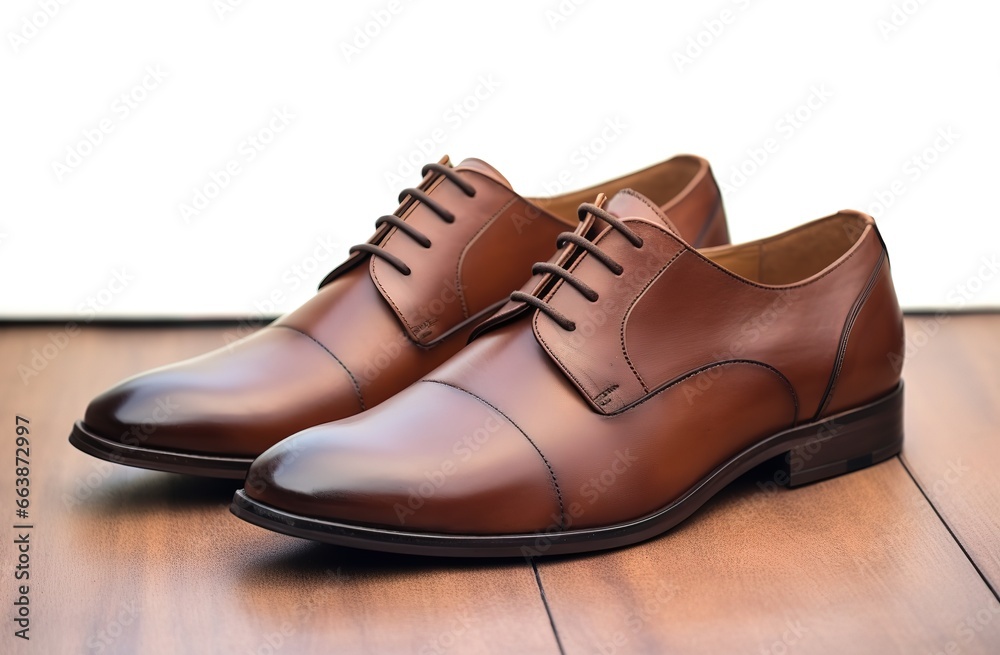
[782,383,904,487]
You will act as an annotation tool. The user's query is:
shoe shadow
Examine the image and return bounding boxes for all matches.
[238,538,520,584]
[233,461,783,584]
[69,469,244,516]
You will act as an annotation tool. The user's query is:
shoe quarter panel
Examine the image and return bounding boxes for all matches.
[532,221,686,413]
[370,171,514,345]
[459,197,568,320]
[623,231,887,420]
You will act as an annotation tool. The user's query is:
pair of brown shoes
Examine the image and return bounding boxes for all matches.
[70,154,904,557]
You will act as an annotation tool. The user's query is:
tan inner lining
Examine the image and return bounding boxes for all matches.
[701,213,870,285]
[526,156,704,226]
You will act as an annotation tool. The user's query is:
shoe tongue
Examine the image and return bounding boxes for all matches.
[454,158,513,190]
[604,189,681,236]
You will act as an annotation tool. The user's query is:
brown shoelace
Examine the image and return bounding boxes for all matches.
[349,163,476,276]
[511,202,644,331]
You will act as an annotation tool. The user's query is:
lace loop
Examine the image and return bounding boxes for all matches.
[511,291,577,331]
[349,163,476,276]
[349,243,412,276]
[422,162,476,196]
[374,215,432,248]
[556,233,624,275]
[578,203,644,248]
[397,188,455,223]
[532,262,599,302]
[515,203,645,330]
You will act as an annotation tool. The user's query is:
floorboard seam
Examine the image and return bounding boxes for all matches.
[899,454,1000,602]
[532,560,566,655]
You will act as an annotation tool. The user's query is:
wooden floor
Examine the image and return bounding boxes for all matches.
[2,315,998,654]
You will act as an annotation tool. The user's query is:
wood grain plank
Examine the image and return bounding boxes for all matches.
[901,314,1000,591]
[538,458,1000,654]
[0,325,560,655]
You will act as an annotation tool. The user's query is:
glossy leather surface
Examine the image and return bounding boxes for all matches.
[246,195,903,535]
[81,155,728,459]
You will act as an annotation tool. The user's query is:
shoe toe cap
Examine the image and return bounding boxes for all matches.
[244,381,563,535]
[81,326,364,457]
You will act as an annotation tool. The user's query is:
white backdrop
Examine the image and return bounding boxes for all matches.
[2,0,997,319]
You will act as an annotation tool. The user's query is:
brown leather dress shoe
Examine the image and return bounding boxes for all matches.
[233,192,904,556]
[69,155,728,477]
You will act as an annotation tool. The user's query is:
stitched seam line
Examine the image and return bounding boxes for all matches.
[369,177,445,339]
[813,251,886,420]
[370,256,416,338]
[619,248,684,393]
[620,189,672,227]
[422,379,566,529]
[532,221,683,411]
[689,224,871,291]
[455,196,519,319]
[533,311,595,413]
[614,359,800,425]
[691,192,724,248]
[275,325,366,412]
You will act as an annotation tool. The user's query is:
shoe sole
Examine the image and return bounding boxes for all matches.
[230,384,904,557]
[68,421,252,479]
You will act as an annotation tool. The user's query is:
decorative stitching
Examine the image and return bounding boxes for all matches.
[533,310,595,412]
[369,177,445,340]
[531,221,682,413]
[687,219,873,291]
[614,359,799,426]
[619,188,672,227]
[274,325,366,412]
[455,195,519,319]
[813,251,886,420]
[531,216,875,419]
[422,379,566,530]
[594,385,619,407]
[619,248,684,393]
[690,192,724,248]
